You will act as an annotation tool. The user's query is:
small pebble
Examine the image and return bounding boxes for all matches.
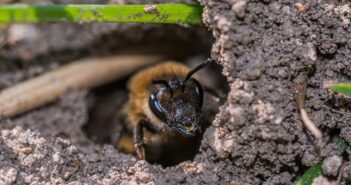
[322,155,342,176]
[19,147,33,155]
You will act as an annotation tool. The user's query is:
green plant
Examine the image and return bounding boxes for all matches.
[324,82,351,97]
[296,164,323,185]
[0,4,203,24]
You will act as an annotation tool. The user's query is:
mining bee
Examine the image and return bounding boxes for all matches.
[113,59,222,165]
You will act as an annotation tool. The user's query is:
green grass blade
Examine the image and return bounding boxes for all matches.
[324,82,351,97]
[296,164,323,185]
[0,4,203,24]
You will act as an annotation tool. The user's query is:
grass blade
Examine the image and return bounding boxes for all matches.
[324,82,351,97]
[0,4,203,24]
[296,164,323,185]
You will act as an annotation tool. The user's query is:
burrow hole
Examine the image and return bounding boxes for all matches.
[82,25,229,167]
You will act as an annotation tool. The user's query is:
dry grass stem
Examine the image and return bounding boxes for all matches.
[293,83,323,140]
[0,55,160,118]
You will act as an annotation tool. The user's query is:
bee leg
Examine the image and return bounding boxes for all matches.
[134,119,161,160]
[134,120,146,160]
[204,86,225,103]
[113,130,135,154]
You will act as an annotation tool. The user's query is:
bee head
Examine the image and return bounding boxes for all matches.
[148,59,213,137]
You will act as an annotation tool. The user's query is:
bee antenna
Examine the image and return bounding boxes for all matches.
[152,80,173,96]
[181,58,213,91]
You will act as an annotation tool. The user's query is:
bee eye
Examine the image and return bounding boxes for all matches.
[149,93,167,122]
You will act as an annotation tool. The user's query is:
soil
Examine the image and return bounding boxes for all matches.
[1,0,351,184]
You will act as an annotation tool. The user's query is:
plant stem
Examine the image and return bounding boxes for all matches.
[293,83,322,140]
[0,4,203,24]
[0,55,160,118]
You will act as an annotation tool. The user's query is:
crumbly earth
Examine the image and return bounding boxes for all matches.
[201,1,351,184]
[1,0,351,184]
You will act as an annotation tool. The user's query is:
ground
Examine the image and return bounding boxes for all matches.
[1,0,351,184]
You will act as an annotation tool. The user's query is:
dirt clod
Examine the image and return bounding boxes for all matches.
[322,155,343,177]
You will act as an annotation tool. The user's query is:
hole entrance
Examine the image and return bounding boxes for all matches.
[80,24,228,167]
[83,57,228,167]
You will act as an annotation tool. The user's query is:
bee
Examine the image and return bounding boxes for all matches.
[113,59,221,165]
